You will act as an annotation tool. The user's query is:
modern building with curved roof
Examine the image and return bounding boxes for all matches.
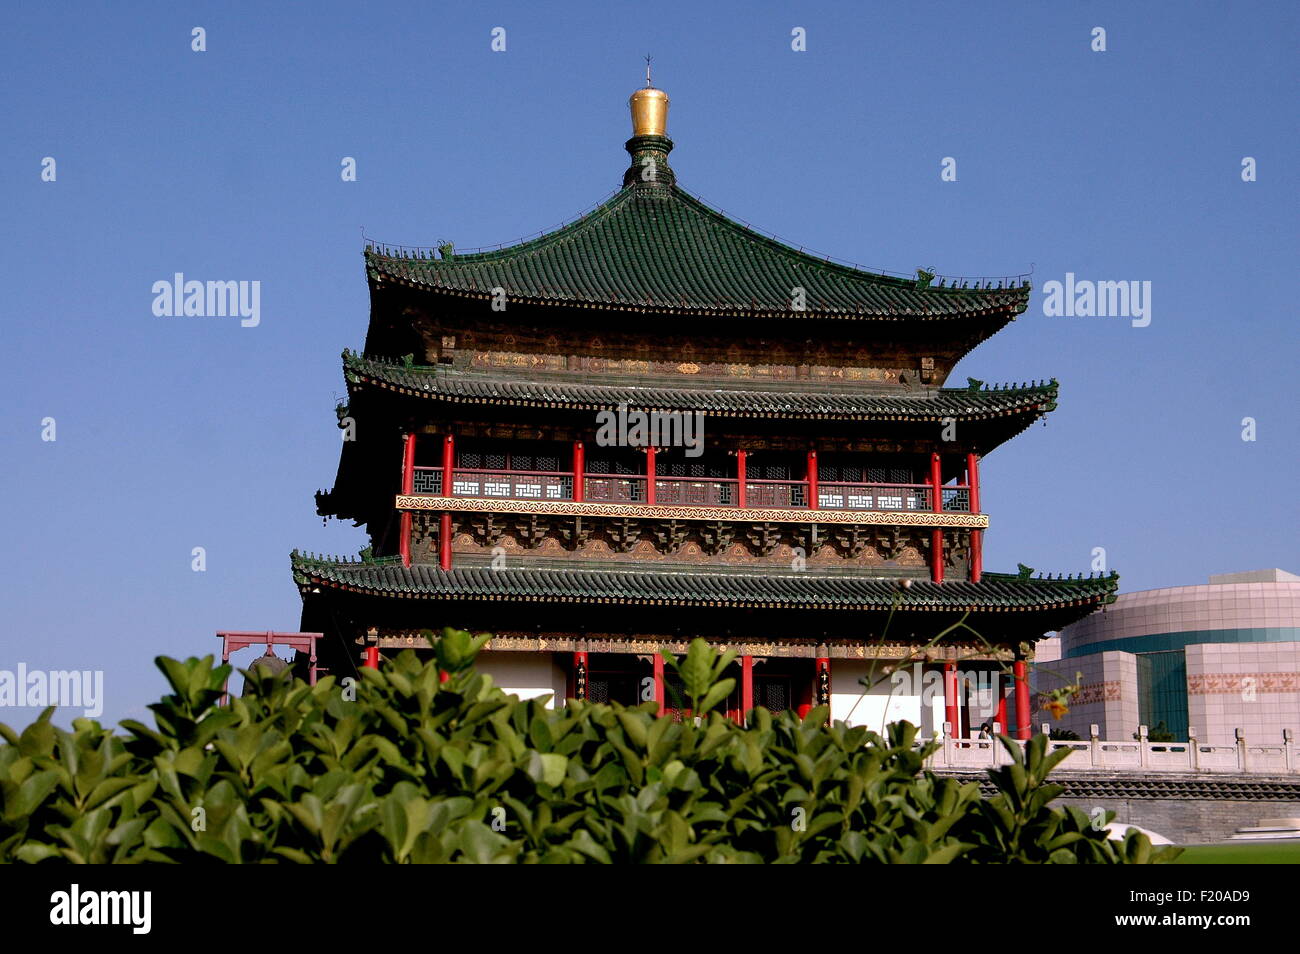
[1042,569,1300,744]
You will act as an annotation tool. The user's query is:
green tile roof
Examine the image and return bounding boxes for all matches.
[291,552,1118,613]
[364,185,1031,320]
[343,352,1058,423]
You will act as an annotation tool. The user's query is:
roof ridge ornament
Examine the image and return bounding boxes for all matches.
[625,74,674,188]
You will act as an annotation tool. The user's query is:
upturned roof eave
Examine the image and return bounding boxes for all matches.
[362,183,1031,321]
[366,268,1030,322]
[290,553,1118,614]
[340,353,1059,426]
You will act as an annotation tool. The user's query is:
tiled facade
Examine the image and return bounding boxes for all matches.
[1034,642,1141,741]
[1186,641,1300,746]
[1045,570,1300,744]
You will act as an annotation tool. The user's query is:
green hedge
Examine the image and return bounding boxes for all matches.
[0,631,1180,864]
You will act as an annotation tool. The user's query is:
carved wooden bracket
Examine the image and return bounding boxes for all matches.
[874,527,908,561]
[746,522,783,556]
[412,513,438,546]
[698,520,736,556]
[915,530,932,557]
[833,524,871,558]
[560,516,594,550]
[471,513,508,547]
[605,517,642,553]
[513,514,552,549]
[943,530,969,569]
[652,519,690,554]
[795,523,822,555]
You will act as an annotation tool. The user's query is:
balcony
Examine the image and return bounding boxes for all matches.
[411,466,972,513]
[584,474,647,503]
[415,467,574,500]
[654,476,737,507]
[746,478,808,509]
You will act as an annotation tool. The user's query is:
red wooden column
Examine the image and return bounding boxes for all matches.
[572,441,585,502]
[644,446,657,504]
[736,449,747,509]
[968,534,983,581]
[995,676,1008,734]
[399,433,416,567]
[439,434,454,571]
[943,661,960,737]
[652,652,665,715]
[740,655,753,725]
[966,452,983,583]
[402,433,417,494]
[806,451,819,509]
[929,452,944,584]
[1013,659,1031,739]
[364,646,379,669]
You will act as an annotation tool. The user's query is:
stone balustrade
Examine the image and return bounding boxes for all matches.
[926,723,1298,774]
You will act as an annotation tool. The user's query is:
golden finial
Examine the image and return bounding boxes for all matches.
[629,59,669,137]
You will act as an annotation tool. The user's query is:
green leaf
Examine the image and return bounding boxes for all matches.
[0,636,1160,865]
[526,752,568,788]
[7,769,59,819]
[697,679,737,716]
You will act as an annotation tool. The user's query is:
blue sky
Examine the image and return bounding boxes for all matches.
[2,1,1296,728]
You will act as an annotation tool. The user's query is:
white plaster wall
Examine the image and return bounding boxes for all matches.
[924,684,946,739]
[830,660,924,734]
[478,651,565,708]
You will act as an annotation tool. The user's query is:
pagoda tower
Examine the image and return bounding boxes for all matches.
[297,81,1117,738]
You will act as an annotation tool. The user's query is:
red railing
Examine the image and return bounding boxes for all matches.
[817,482,932,512]
[411,466,442,494]
[582,473,648,503]
[654,476,738,507]
[441,467,573,501]
[941,487,972,512]
[408,467,973,513]
[745,479,809,510]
